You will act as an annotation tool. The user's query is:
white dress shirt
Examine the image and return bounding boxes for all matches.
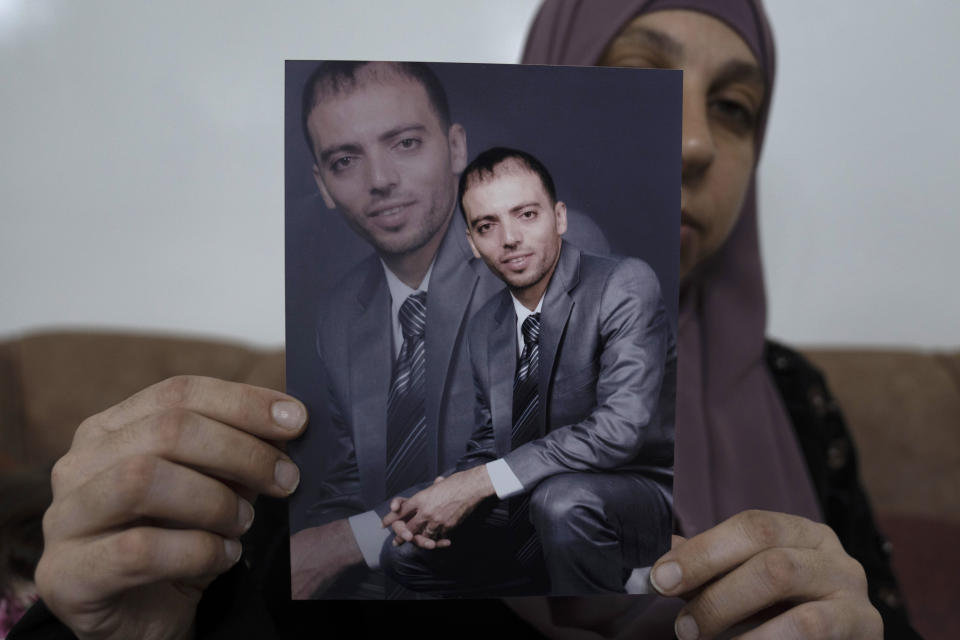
[382,259,433,358]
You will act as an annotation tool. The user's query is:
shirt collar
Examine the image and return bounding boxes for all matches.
[511,293,543,323]
[382,259,433,304]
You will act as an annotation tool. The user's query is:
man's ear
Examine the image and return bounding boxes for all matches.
[465,227,482,259]
[555,201,568,236]
[312,163,337,209]
[448,123,467,174]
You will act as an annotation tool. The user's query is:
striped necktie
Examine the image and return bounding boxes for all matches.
[508,312,543,567]
[512,312,541,449]
[385,291,428,499]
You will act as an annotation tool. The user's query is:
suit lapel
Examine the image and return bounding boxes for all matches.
[539,244,580,434]
[425,214,480,475]
[488,292,517,457]
[348,262,392,505]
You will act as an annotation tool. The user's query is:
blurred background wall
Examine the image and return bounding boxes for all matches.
[1,0,957,348]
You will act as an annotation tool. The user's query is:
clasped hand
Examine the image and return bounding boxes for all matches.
[381,465,494,549]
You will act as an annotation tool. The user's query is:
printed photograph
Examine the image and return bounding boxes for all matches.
[285,60,680,599]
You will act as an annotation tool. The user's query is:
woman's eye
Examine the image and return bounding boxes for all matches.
[711,99,757,132]
[598,44,670,71]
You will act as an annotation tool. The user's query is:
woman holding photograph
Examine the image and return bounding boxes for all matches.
[10,2,922,639]
[517,0,919,638]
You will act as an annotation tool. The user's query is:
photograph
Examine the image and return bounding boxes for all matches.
[285,60,680,599]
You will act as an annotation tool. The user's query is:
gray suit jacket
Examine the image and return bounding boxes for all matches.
[303,214,612,524]
[306,214,499,524]
[461,244,676,491]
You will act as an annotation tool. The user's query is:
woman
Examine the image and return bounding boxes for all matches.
[10,3,919,639]
[517,1,918,638]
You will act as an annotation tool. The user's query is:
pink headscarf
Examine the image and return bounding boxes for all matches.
[523,0,821,535]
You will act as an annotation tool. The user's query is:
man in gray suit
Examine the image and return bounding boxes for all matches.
[381,147,675,596]
[289,63,608,598]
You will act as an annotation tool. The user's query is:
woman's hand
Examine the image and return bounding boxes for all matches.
[35,376,306,640]
[650,510,883,639]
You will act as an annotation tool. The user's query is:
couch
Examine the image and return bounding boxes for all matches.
[1,331,957,638]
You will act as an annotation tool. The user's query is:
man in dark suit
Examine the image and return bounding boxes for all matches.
[381,147,675,596]
[288,63,608,598]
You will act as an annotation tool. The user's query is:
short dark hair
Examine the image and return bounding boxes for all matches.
[300,61,452,162]
[458,147,558,221]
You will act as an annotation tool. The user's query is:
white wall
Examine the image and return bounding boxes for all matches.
[1,0,956,349]
[760,1,960,348]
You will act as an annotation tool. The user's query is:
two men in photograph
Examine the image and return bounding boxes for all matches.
[289,60,674,598]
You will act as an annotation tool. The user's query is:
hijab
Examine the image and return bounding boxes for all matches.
[522,0,822,535]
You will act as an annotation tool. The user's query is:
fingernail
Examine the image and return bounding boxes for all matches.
[675,614,699,640]
[275,460,300,493]
[651,561,682,593]
[237,498,255,531]
[271,400,305,431]
[224,539,242,564]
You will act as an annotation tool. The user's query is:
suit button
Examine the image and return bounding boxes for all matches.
[827,438,849,470]
[808,387,827,417]
[877,586,902,609]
